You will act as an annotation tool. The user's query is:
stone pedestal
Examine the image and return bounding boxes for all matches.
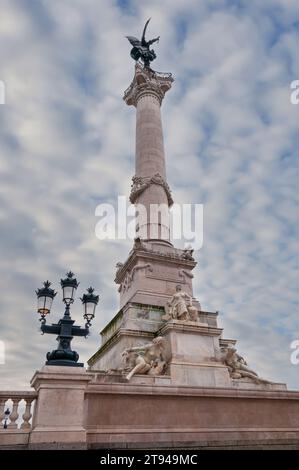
[159,320,231,387]
[29,366,92,449]
[115,240,199,310]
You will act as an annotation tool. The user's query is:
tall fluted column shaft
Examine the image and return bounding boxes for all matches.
[124,64,174,242]
[135,93,166,178]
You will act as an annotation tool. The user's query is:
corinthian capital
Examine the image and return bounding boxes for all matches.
[124,63,174,107]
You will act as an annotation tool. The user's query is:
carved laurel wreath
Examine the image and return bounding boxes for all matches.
[129,173,173,206]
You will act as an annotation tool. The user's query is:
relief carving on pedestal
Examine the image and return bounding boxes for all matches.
[179,269,194,282]
[136,309,150,319]
[122,336,168,381]
[162,284,199,322]
[120,262,153,293]
[221,344,271,384]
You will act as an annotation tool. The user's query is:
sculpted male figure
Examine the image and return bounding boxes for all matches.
[222,345,270,384]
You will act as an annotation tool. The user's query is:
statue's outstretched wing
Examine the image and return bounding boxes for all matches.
[126,36,141,47]
[147,36,160,47]
[141,18,151,46]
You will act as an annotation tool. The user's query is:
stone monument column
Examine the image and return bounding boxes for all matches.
[124,63,174,242]
[111,64,198,309]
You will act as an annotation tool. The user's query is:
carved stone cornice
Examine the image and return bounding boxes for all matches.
[123,63,174,107]
[114,247,197,285]
[158,319,223,338]
[130,173,173,206]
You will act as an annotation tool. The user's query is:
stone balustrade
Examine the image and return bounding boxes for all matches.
[0,391,37,431]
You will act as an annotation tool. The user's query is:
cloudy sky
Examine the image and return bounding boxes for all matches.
[0,0,299,390]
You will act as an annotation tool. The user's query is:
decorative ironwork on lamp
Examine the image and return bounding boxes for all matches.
[35,272,99,367]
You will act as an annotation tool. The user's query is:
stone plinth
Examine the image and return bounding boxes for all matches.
[231,378,287,391]
[159,320,231,387]
[0,430,31,448]
[29,366,92,449]
[115,241,199,310]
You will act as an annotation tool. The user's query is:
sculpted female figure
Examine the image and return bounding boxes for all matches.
[164,285,198,321]
[122,336,167,381]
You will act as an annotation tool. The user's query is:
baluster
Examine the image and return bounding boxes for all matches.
[21,399,33,429]
[9,399,19,429]
[0,398,7,428]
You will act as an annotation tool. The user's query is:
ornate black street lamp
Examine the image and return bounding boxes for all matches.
[35,272,99,367]
[3,408,10,429]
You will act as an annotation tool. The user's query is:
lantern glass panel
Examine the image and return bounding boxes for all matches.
[37,295,53,315]
[63,285,75,304]
[84,301,95,319]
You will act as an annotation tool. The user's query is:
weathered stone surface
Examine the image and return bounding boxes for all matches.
[115,242,198,310]
[85,382,299,449]
[29,366,92,447]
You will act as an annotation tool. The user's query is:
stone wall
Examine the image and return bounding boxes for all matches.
[1,369,299,450]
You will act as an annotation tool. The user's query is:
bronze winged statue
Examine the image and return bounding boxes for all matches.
[126,18,160,68]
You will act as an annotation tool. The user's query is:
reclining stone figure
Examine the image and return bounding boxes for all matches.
[221,344,271,384]
[122,336,167,381]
